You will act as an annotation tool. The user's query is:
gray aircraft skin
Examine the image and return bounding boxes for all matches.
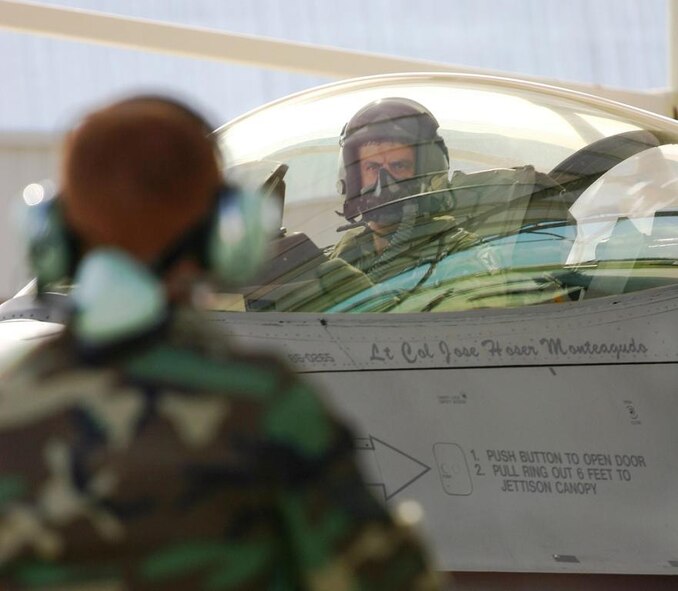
[3,73,678,590]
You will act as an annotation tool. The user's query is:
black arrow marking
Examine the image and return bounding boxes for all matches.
[355,435,431,501]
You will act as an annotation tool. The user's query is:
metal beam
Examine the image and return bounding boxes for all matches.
[0,0,673,117]
[669,0,678,116]
[0,0,465,78]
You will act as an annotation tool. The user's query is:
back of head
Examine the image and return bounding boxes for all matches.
[61,97,221,262]
[339,97,449,221]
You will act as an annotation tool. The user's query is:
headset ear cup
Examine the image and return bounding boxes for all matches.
[25,195,79,289]
[207,186,278,285]
[72,248,167,348]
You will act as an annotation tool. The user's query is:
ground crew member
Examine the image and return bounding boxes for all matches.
[0,95,441,590]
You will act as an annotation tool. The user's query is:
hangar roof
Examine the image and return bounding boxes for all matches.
[0,0,668,134]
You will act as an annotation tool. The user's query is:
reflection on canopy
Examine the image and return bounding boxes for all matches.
[214,74,678,314]
[568,145,678,264]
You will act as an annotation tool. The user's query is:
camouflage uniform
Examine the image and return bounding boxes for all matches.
[0,308,440,590]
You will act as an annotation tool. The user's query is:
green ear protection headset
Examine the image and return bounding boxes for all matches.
[26,180,275,291]
[23,96,276,351]
[26,95,276,291]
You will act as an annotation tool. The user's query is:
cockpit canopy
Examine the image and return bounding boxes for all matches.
[215,73,678,313]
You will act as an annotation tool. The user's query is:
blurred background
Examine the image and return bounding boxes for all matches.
[0,0,672,297]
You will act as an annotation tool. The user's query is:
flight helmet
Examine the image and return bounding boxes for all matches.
[338,97,449,224]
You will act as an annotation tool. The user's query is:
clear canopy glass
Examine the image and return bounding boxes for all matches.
[215,73,678,313]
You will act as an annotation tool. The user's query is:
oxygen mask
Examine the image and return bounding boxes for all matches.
[359,167,421,226]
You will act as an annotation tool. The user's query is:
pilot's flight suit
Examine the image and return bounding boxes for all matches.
[330,168,575,311]
[330,213,481,284]
[0,308,440,590]
[330,168,489,283]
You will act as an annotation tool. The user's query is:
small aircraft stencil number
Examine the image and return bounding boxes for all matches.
[288,352,335,364]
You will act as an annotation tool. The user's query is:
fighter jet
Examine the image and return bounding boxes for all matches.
[4,72,678,590]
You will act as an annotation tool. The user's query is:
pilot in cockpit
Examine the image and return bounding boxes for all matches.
[330,97,490,283]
